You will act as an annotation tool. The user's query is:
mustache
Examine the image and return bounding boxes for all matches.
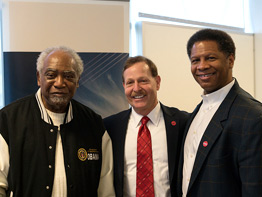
[131,90,146,97]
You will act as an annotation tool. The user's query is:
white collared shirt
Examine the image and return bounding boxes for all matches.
[124,102,171,197]
[182,79,235,196]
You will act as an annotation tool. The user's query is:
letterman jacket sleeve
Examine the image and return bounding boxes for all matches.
[97,130,115,197]
[0,134,9,196]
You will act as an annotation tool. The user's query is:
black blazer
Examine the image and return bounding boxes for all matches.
[176,80,262,197]
[104,103,189,197]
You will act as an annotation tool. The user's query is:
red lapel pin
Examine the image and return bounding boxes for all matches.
[171,121,176,126]
[203,141,208,147]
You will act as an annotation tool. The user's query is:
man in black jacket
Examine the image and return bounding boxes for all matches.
[0,46,115,197]
[177,28,262,197]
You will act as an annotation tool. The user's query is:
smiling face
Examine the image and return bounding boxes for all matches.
[37,50,79,113]
[123,61,161,116]
[190,40,234,94]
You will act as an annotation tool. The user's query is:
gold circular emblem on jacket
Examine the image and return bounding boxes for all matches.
[78,148,88,161]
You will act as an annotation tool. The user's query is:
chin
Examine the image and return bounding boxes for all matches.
[133,104,147,112]
[50,96,70,106]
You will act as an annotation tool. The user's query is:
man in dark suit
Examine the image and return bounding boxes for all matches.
[177,29,262,197]
[104,56,189,197]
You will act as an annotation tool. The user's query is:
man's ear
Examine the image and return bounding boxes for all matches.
[77,78,80,88]
[156,75,161,91]
[37,72,41,86]
[228,54,235,69]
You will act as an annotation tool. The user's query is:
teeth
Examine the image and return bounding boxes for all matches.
[134,95,144,99]
[201,74,213,77]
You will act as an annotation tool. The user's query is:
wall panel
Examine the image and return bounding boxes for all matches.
[141,22,254,112]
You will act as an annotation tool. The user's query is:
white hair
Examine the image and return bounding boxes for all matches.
[36,46,84,77]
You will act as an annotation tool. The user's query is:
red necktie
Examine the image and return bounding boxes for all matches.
[136,116,155,197]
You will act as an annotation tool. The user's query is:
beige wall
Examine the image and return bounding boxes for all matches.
[250,0,262,102]
[2,0,129,52]
[2,0,262,111]
[141,22,254,112]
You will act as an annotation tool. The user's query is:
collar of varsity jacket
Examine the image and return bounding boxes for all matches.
[35,88,73,124]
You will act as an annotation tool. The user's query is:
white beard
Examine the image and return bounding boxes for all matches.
[50,96,70,108]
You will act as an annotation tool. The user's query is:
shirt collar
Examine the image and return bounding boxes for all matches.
[201,79,235,107]
[131,102,162,128]
[35,88,73,124]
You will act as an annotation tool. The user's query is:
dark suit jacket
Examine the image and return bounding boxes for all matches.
[103,103,189,197]
[176,80,262,197]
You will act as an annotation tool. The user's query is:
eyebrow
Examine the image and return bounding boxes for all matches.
[45,69,76,74]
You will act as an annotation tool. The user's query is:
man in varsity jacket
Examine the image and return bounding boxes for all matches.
[0,46,115,197]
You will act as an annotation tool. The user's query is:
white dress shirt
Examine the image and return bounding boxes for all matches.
[124,102,171,197]
[182,80,235,196]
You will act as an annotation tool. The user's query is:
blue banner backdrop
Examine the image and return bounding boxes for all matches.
[4,52,129,118]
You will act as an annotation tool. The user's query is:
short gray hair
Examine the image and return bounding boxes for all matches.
[36,46,84,77]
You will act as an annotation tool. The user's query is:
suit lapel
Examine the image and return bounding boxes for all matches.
[187,83,239,192]
[113,109,131,195]
[161,104,181,184]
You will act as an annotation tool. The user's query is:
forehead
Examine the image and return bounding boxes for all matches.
[191,41,221,56]
[43,50,75,71]
[192,40,219,51]
[124,62,151,77]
